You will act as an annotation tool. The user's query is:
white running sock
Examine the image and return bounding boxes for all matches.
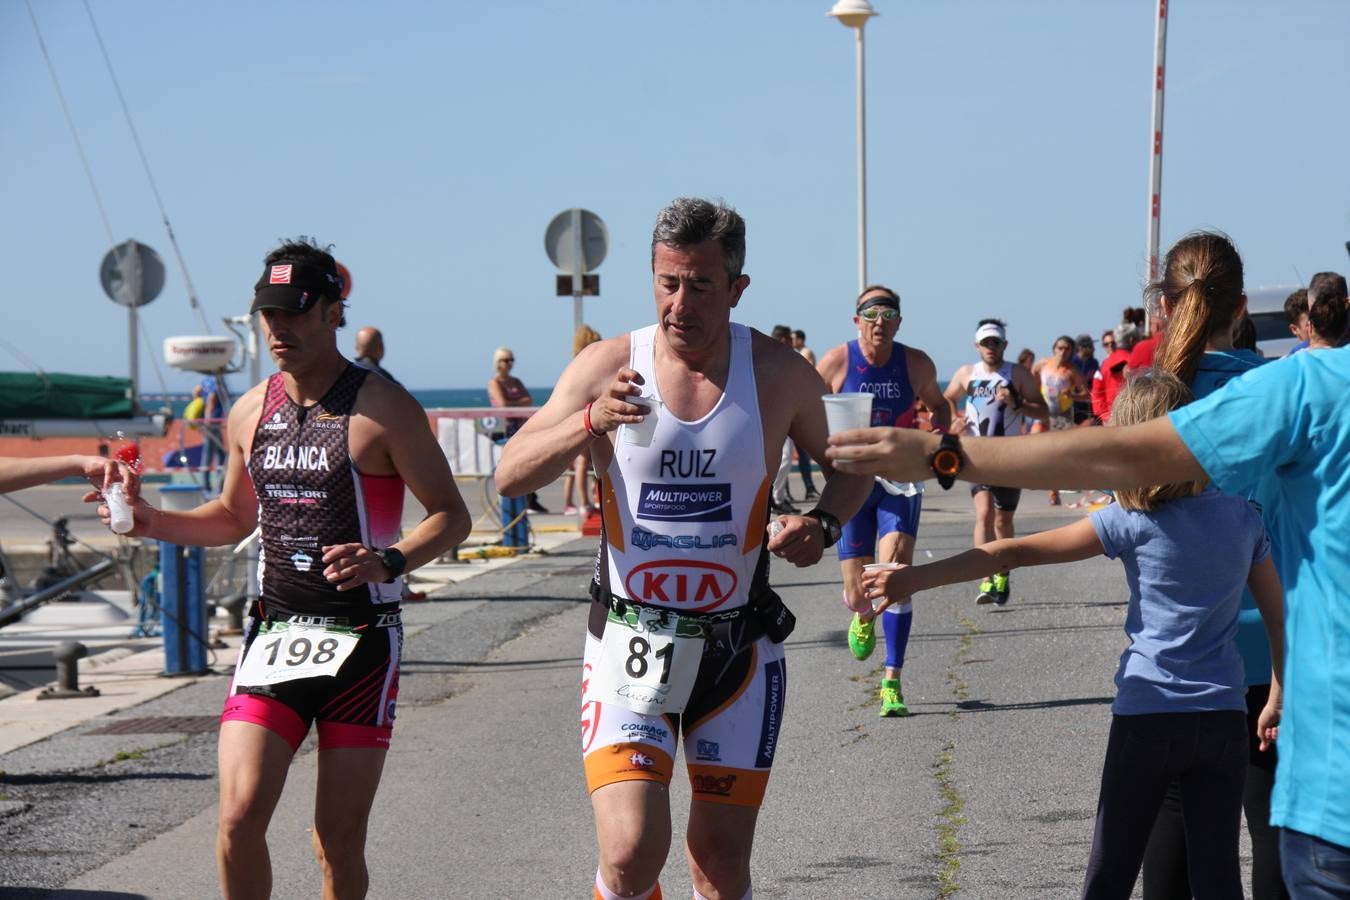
[595,870,659,900]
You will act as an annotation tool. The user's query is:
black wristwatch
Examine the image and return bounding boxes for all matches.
[929,433,964,490]
[372,546,407,583]
[803,508,842,548]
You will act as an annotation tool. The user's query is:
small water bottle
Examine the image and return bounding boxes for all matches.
[106,483,134,534]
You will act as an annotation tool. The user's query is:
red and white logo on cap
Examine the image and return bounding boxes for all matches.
[269,265,293,285]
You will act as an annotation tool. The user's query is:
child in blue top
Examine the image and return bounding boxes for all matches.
[861,371,1285,900]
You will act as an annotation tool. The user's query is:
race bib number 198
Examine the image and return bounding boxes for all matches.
[234,621,360,687]
[589,606,705,716]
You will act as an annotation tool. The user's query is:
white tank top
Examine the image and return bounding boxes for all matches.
[964,360,1024,437]
[598,323,770,614]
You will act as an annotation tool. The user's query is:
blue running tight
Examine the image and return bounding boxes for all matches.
[882,603,913,669]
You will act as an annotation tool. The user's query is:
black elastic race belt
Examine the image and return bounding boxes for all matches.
[589,581,795,644]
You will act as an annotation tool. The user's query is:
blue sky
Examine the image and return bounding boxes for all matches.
[3,0,1346,395]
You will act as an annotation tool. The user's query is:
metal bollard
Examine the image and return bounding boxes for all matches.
[499,494,529,548]
[36,640,100,700]
[158,485,210,675]
[159,541,209,675]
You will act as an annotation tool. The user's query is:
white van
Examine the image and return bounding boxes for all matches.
[1244,285,1302,358]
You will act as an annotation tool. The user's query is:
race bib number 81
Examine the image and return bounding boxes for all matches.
[234,621,360,687]
[590,606,705,716]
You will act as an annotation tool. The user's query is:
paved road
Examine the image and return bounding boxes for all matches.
[0,490,1261,898]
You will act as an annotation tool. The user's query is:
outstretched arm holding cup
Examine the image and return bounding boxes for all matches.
[826,415,1204,492]
[0,454,139,498]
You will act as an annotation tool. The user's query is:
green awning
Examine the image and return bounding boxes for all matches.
[0,372,136,419]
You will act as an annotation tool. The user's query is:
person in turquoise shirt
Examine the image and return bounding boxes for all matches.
[827,335,1350,898]
[1170,348,1350,892]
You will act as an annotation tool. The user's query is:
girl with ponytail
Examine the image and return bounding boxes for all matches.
[1152,231,1262,392]
[1143,230,1288,899]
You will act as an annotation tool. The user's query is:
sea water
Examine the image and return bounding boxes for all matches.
[143,386,555,415]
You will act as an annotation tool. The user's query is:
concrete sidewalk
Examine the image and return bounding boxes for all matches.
[0,487,1260,898]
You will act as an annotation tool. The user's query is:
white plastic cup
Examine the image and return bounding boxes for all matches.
[822,392,873,436]
[106,483,134,534]
[621,396,662,447]
[858,561,903,614]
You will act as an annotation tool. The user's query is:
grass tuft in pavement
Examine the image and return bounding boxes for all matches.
[934,741,966,897]
[97,748,148,768]
[931,610,982,895]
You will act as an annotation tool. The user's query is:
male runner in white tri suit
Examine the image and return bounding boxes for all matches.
[943,319,1045,604]
[102,238,471,900]
[497,198,871,900]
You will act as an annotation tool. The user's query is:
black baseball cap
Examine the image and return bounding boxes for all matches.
[250,260,343,314]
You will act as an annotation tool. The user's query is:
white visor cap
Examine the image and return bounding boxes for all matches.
[975,323,1007,344]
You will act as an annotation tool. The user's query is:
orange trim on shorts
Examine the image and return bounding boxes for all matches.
[688,763,771,807]
[600,472,624,553]
[683,642,758,733]
[744,477,771,554]
[583,742,674,794]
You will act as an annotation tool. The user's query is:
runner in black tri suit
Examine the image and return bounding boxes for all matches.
[106,238,470,900]
[228,363,408,750]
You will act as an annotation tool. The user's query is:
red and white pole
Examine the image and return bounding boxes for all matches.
[1146,0,1169,331]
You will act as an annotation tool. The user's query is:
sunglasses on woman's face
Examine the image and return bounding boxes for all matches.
[857,307,899,322]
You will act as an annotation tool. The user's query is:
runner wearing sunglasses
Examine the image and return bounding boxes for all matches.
[943,320,1047,605]
[816,286,951,716]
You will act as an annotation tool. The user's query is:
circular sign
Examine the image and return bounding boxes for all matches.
[335,261,353,299]
[544,209,608,273]
[99,239,165,308]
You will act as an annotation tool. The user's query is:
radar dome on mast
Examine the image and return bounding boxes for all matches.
[163,336,237,373]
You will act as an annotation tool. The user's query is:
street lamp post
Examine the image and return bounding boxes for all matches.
[829,0,878,295]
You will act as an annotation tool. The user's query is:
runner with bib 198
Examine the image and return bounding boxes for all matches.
[100,237,471,900]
